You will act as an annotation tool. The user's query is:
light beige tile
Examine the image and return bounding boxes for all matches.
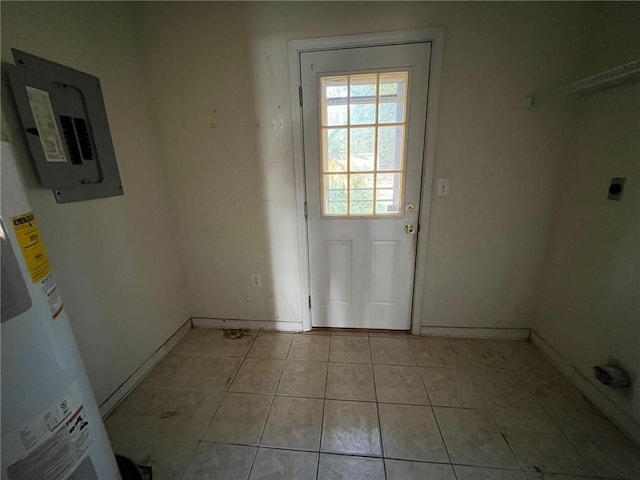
[105,411,155,454]
[493,409,592,475]
[434,407,519,469]
[410,337,459,367]
[114,387,224,441]
[468,367,541,410]
[329,336,371,363]
[455,465,526,479]
[527,374,601,417]
[142,352,203,389]
[420,367,484,408]
[386,460,456,480]
[184,355,242,391]
[154,390,225,440]
[178,328,257,357]
[330,329,368,336]
[182,442,255,480]
[261,396,324,451]
[172,328,221,355]
[249,448,318,480]
[326,363,376,401]
[229,358,285,394]
[454,340,550,372]
[321,400,382,456]
[203,392,272,445]
[207,330,256,357]
[248,333,293,359]
[368,330,412,337]
[501,341,552,371]
[130,436,198,480]
[451,339,513,369]
[300,330,331,335]
[378,403,448,463]
[553,414,640,479]
[373,365,428,405]
[288,335,331,361]
[147,388,224,416]
[370,337,415,366]
[276,361,327,398]
[318,454,385,480]
[115,385,164,415]
[524,473,596,480]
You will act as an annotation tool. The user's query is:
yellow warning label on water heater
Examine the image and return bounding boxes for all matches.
[11,211,51,283]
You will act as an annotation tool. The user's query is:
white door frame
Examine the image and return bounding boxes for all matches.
[288,28,445,334]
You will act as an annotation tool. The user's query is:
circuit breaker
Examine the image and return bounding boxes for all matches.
[5,49,123,203]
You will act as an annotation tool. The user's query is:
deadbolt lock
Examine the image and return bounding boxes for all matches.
[405,203,415,213]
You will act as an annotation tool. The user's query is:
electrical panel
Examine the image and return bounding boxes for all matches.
[5,49,123,203]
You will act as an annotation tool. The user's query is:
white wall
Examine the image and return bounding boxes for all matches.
[139,2,594,329]
[1,2,189,404]
[534,2,640,426]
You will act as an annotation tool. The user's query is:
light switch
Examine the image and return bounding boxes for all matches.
[436,178,450,197]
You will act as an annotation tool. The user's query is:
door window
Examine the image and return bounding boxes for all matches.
[320,72,409,217]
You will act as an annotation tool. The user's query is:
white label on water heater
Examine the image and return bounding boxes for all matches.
[39,272,63,319]
[2,382,92,480]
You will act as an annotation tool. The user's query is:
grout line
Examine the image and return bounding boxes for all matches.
[317,347,331,480]
[250,393,276,476]
[177,440,201,480]
[486,408,526,474]
[246,443,261,480]
[368,334,387,478]
[430,403,454,466]
[537,405,600,478]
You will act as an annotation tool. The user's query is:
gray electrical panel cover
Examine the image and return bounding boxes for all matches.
[5,49,124,203]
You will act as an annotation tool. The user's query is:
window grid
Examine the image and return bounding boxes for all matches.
[320,72,408,218]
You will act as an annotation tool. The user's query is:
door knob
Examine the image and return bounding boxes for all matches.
[404,224,416,235]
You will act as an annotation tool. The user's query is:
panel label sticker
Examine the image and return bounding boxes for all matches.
[25,86,67,163]
[11,212,51,282]
[2,383,92,480]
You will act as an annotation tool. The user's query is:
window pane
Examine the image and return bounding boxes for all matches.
[377,126,404,171]
[350,103,375,125]
[350,174,374,215]
[378,72,407,123]
[322,77,348,126]
[324,76,348,99]
[323,128,347,172]
[324,174,348,215]
[375,173,402,215]
[350,128,375,171]
[350,74,377,98]
[378,102,402,124]
[326,105,348,126]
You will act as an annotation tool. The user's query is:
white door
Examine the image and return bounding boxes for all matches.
[301,42,431,330]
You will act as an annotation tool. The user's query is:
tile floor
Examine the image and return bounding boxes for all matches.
[105,328,640,480]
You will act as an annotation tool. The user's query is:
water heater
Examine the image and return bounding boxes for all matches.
[1,141,121,480]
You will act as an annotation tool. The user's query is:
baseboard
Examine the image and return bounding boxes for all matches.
[192,317,304,332]
[530,330,640,446]
[420,326,531,339]
[99,318,192,418]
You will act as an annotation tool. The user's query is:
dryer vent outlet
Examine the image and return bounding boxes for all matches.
[593,365,631,388]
